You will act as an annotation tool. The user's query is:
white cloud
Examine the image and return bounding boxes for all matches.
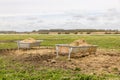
[0,0,119,31]
[0,9,120,31]
[0,0,119,16]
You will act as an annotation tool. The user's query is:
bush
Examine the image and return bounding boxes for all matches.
[74,32,78,34]
[58,32,61,34]
[104,32,111,34]
[86,32,91,34]
[65,32,70,34]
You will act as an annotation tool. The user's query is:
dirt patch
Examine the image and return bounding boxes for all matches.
[1,48,120,75]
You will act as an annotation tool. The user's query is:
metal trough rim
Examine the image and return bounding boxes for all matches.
[17,40,43,43]
[56,44,98,48]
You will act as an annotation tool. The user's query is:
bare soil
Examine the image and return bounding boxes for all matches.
[1,48,120,75]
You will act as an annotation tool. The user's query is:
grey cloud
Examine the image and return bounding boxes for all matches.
[0,9,120,32]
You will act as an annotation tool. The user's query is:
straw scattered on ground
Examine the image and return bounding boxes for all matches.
[2,48,120,75]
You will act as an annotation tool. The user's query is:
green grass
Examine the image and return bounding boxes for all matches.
[0,34,120,50]
[0,55,120,80]
[0,56,107,80]
[0,34,120,80]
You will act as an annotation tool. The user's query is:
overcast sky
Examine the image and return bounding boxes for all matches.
[0,0,120,31]
[0,0,120,16]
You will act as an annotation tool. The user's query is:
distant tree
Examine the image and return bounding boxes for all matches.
[65,32,70,34]
[80,32,83,34]
[74,32,78,34]
[58,32,61,34]
[114,30,119,34]
[39,32,49,34]
[32,30,36,32]
[105,31,111,34]
[86,31,91,34]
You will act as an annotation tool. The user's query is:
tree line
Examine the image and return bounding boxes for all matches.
[0,29,119,34]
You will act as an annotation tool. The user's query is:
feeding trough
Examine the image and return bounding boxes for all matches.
[17,38,43,49]
[55,39,98,59]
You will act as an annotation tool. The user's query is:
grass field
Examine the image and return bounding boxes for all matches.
[0,56,105,80]
[0,53,120,80]
[0,34,120,80]
[0,34,120,50]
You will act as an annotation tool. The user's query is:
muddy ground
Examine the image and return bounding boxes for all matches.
[1,48,120,75]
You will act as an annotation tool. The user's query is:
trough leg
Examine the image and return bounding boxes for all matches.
[17,41,20,53]
[56,46,59,58]
[68,47,73,60]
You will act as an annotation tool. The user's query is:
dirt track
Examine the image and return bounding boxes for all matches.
[1,48,120,75]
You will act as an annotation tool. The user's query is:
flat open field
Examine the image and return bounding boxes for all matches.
[0,34,120,50]
[0,34,120,80]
